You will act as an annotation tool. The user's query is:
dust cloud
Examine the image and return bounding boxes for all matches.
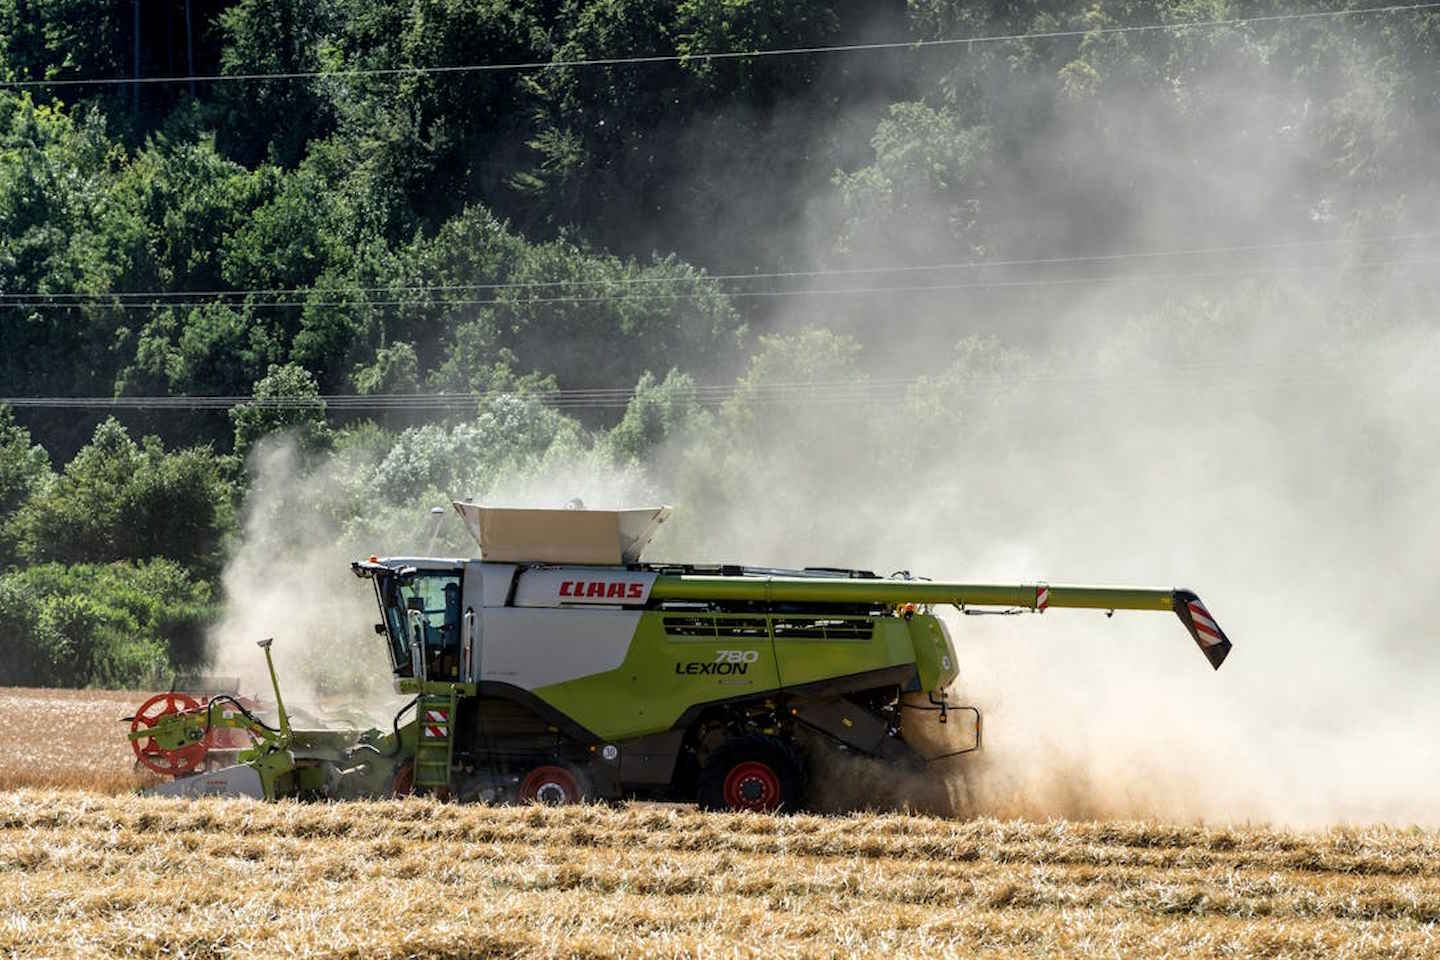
[208,295,1440,826]
[655,285,1440,828]
[207,439,404,727]
[205,436,658,726]
[206,27,1440,826]
[637,24,1440,827]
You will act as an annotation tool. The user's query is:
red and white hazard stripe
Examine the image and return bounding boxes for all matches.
[424,707,449,739]
[1035,584,1049,612]
[1187,600,1224,647]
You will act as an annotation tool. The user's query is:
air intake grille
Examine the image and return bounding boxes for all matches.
[663,616,770,639]
[771,617,874,641]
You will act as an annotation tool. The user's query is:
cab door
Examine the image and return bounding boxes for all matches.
[461,561,486,682]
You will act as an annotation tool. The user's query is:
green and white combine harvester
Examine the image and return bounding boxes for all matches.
[125,503,1232,810]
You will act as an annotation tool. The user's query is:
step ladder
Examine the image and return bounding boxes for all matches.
[414,688,459,791]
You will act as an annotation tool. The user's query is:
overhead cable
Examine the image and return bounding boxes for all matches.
[2,256,1437,312]
[0,359,1380,412]
[2,3,1437,89]
[4,231,1436,303]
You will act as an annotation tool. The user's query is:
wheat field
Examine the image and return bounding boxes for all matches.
[0,687,158,793]
[2,688,1438,959]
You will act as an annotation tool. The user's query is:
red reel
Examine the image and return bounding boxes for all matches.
[129,692,211,777]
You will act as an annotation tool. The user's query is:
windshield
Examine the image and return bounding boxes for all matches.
[375,569,462,678]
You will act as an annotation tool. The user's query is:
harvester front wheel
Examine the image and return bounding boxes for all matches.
[698,737,803,813]
[517,764,587,805]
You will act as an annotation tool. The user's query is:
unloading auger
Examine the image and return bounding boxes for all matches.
[123,502,1232,809]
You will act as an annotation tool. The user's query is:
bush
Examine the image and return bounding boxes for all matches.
[15,419,233,578]
[0,560,216,689]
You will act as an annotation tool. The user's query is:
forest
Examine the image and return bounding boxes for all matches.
[1,0,1436,686]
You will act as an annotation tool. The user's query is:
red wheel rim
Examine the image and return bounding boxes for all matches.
[129,692,210,777]
[391,762,415,797]
[722,760,782,811]
[517,765,580,805]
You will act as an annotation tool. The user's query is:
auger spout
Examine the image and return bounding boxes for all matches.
[649,577,1232,670]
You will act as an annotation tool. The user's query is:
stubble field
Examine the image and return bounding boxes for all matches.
[1,687,1437,959]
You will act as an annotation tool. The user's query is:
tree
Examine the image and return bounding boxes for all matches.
[0,406,51,568]
[230,363,333,461]
[15,418,234,577]
[832,102,990,263]
[352,342,420,395]
[0,560,214,687]
[213,0,338,166]
[606,370,709,464]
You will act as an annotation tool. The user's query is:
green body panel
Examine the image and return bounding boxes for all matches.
[532,610,932,742]
[907,614,957,691]
[772,616,916,689]
[533,612,778,741]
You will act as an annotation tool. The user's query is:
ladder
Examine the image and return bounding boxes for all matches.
[414,688,459,791]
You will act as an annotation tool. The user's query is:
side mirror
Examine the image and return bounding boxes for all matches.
[373,623,386,635]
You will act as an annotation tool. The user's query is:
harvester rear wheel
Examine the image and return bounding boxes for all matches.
[517,764,586,805]
[389,761,415,797]
[129,692,210,777]
[698,736,803,813]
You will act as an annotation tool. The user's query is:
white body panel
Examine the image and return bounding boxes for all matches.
[147,764,266,799]
[479,563,518,606]
[479,607,641,688]
[512,567,657,608]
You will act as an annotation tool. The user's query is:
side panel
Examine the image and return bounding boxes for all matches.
[772,616,915,690]
[480,608,642,689]
[533,612,783,742]
[907,614,959,691]
[513,568,657,607]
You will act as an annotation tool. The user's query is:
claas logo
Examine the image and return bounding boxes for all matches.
[558,580,646,600]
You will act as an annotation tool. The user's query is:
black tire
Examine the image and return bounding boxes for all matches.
[697,736,804,812]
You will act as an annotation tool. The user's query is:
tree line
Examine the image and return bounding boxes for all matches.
[0,0,1436,686]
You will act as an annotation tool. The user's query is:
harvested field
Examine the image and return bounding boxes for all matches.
[2,689,1437,958]
[3,791,1440,959]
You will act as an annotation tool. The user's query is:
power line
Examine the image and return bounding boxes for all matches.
[5,232,1435,304]
[0,359,1385,413]
[3,3,1436,89]
[3,256,1436,311]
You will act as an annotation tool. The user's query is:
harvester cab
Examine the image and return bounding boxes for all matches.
[125,501,1233,811]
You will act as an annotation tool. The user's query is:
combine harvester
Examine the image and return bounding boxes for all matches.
[125,503,1232,810]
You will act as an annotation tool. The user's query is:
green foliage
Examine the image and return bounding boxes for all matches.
[0,407,51,569]
[214,0,338,166]
[833,102,990,261]
[368,394,584,504]
[352,342,420,395]
[606,370,710,465]
[231,363,333,461]
[1,0,1438,688]
[0,559,215,687]
[15,418,234,577]
[0,94,146,399]
[0,0,130,88]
